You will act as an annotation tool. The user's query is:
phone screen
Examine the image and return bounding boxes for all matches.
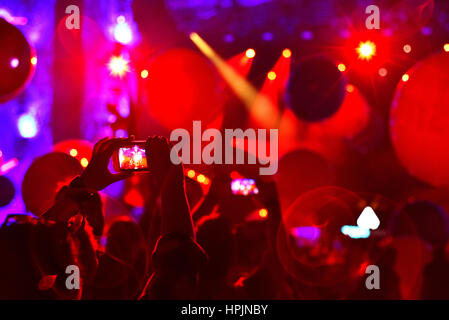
[118,145,148,171]
[231,178,259,196]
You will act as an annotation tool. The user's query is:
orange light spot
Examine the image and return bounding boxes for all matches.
[402,73,410,82]
[259,208,268,218]
[378,67,388,77]
[108,55,129,77]
[444,43,449,52]
[197,174,206,183]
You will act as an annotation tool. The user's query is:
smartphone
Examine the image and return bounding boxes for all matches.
[113,141,149,171]
[230,178,259,196]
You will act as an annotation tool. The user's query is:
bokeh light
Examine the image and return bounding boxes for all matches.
[17,114,38,138]
[108,55,129,77]
[378,67,388,77]
[113,16,133,45]
[282,48,292,58]
[69,148,78,157]
[403,44,412,53]
[140,69,148,79]
[80,158,89,168]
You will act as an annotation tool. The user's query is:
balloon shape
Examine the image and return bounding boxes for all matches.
[22,152,83,216]
[390,52,449,186]
[144,48,224,130]
[0,176,15,207]
[286,57,346,122]
[0,18,35,102]
[276,186,372,290]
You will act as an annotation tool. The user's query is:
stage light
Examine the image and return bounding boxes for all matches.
[187,169,195,178]
[421,26,432,36]
[403,44,412,53]
[301,30,313,41]
[0,9,27,25]
[0,158,19,174]
[357,206,380,230]
[117,15,125,24]
[17,114,38,138]
[245,48,256,59]
[114,129,127,138]
[378,67,388,77]
[197,174,206,183]
[108,55,129,77]
[402,73,410,82]
[337,63,346,72]
[282,49,292,58]
[30,56,37,65]
[80,158,89,168]
[114,16,132,45]
[258,208,268,219]
[346,84,355,93]
[267,71,276,80]
[444,43,449,52]
[69,149,78,157]
[357,41,376,60]
[10,58,19,68]
[0,19,34,101]
[140,69,148,79]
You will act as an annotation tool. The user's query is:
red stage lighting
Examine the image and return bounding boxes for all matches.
[357,41,376,60]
